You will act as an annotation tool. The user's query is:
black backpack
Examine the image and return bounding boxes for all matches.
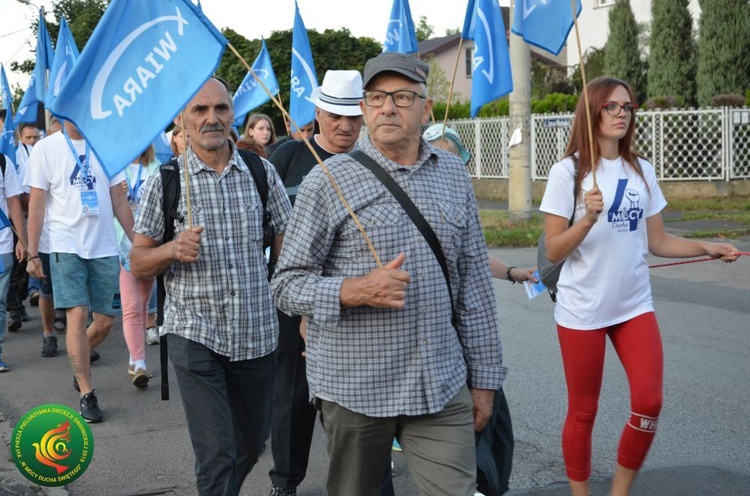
[156,149,274,400]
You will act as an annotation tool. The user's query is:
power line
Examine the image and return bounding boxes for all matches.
[0,27,30,39]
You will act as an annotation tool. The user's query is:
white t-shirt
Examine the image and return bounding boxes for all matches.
[0,154,22,254]
[540,156,668,330]
[25,131,125,259]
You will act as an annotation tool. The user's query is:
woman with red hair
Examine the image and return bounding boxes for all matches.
[540,77,738,496]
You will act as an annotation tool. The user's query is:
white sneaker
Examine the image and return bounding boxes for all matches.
[145,326,160,345]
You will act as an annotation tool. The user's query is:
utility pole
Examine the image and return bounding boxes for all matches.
[508,3,533,221]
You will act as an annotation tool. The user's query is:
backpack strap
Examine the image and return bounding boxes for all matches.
[157,158,180,401]
[0,154,6,177]
[237,149,276,280]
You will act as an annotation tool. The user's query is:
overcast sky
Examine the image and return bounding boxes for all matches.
[0,0,511,97]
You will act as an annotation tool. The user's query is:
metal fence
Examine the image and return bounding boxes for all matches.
[445,107,750,181]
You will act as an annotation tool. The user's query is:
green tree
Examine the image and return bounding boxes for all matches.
[11,0,108,75]
[696,0,750,106]
[648,0,696,105]
[604,0,646,101]
[216,28,381,131]
[416,16,434,42]
[571,47,606,93]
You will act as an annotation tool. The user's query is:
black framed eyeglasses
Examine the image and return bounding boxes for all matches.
[363,90,426,108]
[602,101,638,116]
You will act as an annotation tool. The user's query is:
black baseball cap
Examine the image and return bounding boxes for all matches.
[362,52,430,88]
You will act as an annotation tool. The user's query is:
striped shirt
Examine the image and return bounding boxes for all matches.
[135,143,291,361]
[272,138,505,417]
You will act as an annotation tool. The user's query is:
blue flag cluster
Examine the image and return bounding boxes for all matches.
[0,65,18,164]
[45,17,80,108]
[290,1,318,132]
[383,0,418,54]
[51,0,228,179]
[16,8,54,124]
[233,39,279,129]
[511,0,582,56]
[463,0,513,118]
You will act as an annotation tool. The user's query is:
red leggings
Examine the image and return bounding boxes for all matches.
[557,312,663,482]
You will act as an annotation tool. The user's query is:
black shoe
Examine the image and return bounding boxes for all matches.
[7,313,22,332]
[29,291,40,307]
[41,336,58,357]
[90,349,100,363]
[79,390,104,423]
[269,487,296,496]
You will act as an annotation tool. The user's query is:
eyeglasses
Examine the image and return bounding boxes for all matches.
[363,90,426,108]
[602,101,638,116]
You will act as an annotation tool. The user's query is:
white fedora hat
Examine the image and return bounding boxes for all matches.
[311,70,363,117]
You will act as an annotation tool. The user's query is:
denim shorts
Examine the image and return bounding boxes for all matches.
[50,253,121,315]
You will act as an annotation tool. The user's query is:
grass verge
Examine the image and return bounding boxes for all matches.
[480,210,543,247]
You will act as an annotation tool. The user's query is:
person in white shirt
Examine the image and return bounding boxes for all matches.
[540,76,739,496]
[26,120,135,423]
[0,149,27,372]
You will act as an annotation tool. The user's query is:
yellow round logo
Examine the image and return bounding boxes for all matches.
[12,404,94,487]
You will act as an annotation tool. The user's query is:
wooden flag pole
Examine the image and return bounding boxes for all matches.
[226,43,383,268]
[179,114,192,229]
[571,0,597,187]
[439,36,464,150]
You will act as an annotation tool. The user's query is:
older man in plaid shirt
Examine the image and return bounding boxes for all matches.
[131,77,291,496]
[272,53,505,496]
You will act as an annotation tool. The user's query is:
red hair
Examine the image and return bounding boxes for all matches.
[565,77,646,197]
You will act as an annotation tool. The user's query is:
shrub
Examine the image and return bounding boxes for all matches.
[711,94,746,108]
[643,96,683,109]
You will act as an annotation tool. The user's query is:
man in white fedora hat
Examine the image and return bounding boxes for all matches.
[266,69,364,496]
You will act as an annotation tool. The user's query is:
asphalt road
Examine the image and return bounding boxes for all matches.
[1,235,748,496]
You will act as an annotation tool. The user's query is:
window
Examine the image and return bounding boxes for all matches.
[465,47,473,78]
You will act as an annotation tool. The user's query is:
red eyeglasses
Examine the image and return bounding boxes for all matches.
[602,101,638,116]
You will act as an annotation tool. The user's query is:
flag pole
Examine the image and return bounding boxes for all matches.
[226,43,383,268]
[439,36,464,150]
[571,0,597,187]
[179,114,192,229]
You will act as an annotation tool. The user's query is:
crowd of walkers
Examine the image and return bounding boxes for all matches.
[0,52,740,496]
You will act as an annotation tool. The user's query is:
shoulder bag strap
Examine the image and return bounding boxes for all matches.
[349,150,457,327]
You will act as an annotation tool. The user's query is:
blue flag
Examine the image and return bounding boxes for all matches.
[290,2,317,132]
[34,9,54,104]
[152,130,173,163]
[233,39,279,129]
[45,17,80,108]
[465,0,513,117]
[0,65,18,163]
[383,0,419,53]
[15,77,40,125]
[511,0,582,56]
[50,0,228,179]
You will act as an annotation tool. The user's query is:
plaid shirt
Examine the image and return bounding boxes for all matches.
[272,138,505,417]
[135,144,291,361]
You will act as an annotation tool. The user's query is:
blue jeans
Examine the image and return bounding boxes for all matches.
[27,276,41,295]
[0,252,15,347]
